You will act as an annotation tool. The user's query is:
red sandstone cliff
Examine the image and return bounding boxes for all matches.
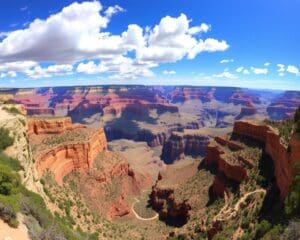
[161,131,209,164]
[204,143,248,183]
[28,117,85,135]
[233,120,300,198]
[35,128,107,185]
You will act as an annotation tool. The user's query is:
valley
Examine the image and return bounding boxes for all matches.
[0,85,299,240]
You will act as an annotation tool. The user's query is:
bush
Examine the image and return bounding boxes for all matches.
[0,164,20,195]
[3,106,21,115]
[0,202,18,227]
[0,128,14,150]
[255,220,272,239]
[294,107,300,133]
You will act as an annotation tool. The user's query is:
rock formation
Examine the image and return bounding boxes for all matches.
[34,128,107,185]
[267,91,300,120]
[161,130,210,163]
[150,184,191,226]
[28,117,84,135]
[233,120,300,198]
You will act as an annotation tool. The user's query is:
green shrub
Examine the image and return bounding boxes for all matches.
[0,164,20,195]
[255,220,272,239]
[0,128,14,150]
[3,106,21,115]
[294,107,300,133]
[285,168,300,217]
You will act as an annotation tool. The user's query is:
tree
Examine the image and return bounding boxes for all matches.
[0,128,14,151]
[294,107,300,133]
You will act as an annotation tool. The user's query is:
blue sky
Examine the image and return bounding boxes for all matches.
[0,0,299,90]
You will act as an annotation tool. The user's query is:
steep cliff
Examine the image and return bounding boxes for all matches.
[0,106,44,195]
[233,120,300,198]
[33,128,107,185]
[28,116,84,135]
[161,130,210,163]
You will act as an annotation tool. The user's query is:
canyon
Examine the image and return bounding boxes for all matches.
[0,86,299,240]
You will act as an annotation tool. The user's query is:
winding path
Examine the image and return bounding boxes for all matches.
[214,188,266,222]
[131,197,159,221]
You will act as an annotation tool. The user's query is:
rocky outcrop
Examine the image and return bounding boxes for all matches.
[35,128,107,185]
[233,120,300,198]
[26,107,55,116]
[28,117,84,135]
[72,151,152,219]
[161,131,209,164]
[236,104,257,119]
[150,185,191,226]
[0,106,44,195]
[204,143,248,183]
[267,91,300,120]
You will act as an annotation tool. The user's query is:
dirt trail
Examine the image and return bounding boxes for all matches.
[0,215,30,240]
[214,189,266,222]
[131,198,158,221]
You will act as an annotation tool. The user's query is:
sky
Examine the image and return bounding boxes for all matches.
[0,0,299,90]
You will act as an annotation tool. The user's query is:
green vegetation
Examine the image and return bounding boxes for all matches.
[0,127,14,151]
[294,107,300,133]
[3,106,21,115]
[284,163,300,217]
[0,125,98,239]
[264,119,294,145]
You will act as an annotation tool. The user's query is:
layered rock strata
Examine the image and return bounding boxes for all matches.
[233,121,300,198]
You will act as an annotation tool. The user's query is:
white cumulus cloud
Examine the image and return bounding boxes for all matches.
[220,59,234,64]
[286,65,299,75]
[163,70,176,75]
[0,1,229,80]
[251,67,268,75]
[213,71,238,79]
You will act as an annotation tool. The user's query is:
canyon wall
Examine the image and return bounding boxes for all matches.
[150,185,191,226]
[161,131,209,164]
[233,120,300,198]
[35,128,107,185]
[28,117,85,135]
[204,143,248,183]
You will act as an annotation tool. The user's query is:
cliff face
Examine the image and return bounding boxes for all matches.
[0,106,44,196]
[232,120,300,198]
[28,117,85,135]
[161,131,209,164]
[204,143,248,183]
[267,91,300,120]
[150,185,191,226]
[35,128,107,185]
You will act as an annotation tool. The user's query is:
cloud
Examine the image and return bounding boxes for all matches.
[264,62,270,66]
[277,64,285,72]
[286,65,299,75]
[0,61,37,72]
[0,71,17,78]
[163,70,176,75]
[213,71,238,79]
[188,38,229,59]
[242,69,250,75]
[0,1,228,80]
[76,56,155,79]
[24,64,73,79]
[236,66,250,75]
[104,5,124,18]
[0,1,124,63]
[220,59,234,64]
[136,14,228,62]
[251,67,268,74]
[188,23,210,35]
[236,67,244,72]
